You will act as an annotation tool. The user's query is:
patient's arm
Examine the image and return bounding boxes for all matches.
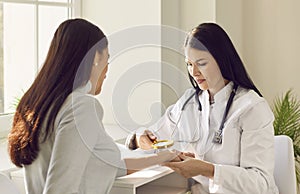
[124,150,179,174]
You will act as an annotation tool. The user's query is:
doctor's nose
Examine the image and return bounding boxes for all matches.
[190,63,201,76]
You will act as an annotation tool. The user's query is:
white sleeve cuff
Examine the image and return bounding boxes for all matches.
[116,159,127,177]
[209,164,222,193]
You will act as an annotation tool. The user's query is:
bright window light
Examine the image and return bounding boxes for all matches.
[0,0,81,114]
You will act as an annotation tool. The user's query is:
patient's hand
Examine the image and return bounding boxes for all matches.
[156,150,179,162]
[164,150,195,162]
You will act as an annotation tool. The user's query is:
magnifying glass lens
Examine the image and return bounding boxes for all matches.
[152,140,174,149]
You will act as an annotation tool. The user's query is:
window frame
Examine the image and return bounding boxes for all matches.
[0,0,81,137]
[0,0,81,76]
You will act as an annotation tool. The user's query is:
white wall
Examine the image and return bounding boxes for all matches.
[216,0,243,59]
[82,0,162,133]
[179,0,216,31]
[82,0,219,132]
[2,0,299,136]
[216,0,300,104]
[243,0,300,103]
[161,0,216,109]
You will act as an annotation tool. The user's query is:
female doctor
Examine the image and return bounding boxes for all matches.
[126,23,279,194]
[8,18,177,194]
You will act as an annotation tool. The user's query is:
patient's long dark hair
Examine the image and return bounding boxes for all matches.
[8,18,108,167]
[184,23,262,97]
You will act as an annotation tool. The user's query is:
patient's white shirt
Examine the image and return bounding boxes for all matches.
[24,83,126,194]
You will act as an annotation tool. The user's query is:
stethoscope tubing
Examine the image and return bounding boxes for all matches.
[171,83,238,144]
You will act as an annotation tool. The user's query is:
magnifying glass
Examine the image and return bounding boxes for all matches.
[151,140,174,149]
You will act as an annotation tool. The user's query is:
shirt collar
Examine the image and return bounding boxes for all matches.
[213,81,234,104]
[199,81,234,105]
[74,81,92,94]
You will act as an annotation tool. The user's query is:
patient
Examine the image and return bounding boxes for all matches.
[8,18,177,194]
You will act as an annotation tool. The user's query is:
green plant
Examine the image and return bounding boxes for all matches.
[11,96,21,110]
[272,89,300,185]
[10,90,25,111]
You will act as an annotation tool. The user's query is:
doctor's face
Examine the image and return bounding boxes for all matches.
[185,47,227,95]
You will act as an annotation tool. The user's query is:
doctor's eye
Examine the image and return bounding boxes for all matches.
[197,62,207,67]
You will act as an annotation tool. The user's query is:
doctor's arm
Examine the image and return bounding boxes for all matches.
[125,104,179,150]
[125,89,196,150]
[209,101,277,194]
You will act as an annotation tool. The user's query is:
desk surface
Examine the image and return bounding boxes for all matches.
[114,166,173,188]
[111,166,188,194]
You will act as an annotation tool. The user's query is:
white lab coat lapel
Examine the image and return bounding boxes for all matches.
[194,90,211,159]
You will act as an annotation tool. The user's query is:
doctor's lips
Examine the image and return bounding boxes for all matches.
[195,78,206,84]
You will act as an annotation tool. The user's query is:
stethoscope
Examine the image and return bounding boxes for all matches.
[170,83,238,145]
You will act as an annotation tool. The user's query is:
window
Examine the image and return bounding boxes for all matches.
[0,0,81,115]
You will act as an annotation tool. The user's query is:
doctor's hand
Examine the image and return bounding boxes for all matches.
[163,154,215,179]
[137,130,157,150]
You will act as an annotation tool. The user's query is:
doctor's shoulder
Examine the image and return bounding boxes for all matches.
[174,88,198,106]
[233,87,273,117]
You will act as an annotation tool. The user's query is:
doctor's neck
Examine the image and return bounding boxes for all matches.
[208,80,230,101]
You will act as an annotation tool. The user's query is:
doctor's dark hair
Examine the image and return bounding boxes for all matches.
[184,23,262,97]
[8,18,108,167]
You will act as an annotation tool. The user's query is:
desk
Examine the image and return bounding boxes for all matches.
[110,166,188,194]
[8,166,188,194]
[2,135,189,194]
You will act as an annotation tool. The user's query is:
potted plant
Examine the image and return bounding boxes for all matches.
[272,89,300,186]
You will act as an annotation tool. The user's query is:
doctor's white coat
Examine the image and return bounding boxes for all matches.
[136,82,279,194]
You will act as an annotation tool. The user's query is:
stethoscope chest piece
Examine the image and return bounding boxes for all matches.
[213,130,223,144]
